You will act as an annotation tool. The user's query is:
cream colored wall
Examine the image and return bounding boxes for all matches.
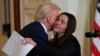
[0,0,8,54]
[51,0,97,56]
[10,0,14,33]
[0,0,5,34]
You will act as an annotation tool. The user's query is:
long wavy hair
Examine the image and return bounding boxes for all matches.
[50,12,76,47]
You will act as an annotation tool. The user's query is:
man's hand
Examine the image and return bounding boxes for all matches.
[22,38,37,46]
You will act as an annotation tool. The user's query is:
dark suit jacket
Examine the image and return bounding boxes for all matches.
[19,22,49,56]
[34,35,81,56]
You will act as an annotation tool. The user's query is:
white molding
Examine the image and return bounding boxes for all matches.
[67,0,79,17]
[51,0,68,13]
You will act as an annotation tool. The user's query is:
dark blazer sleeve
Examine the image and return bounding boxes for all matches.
[19,22,49,56]
[34,36,81,56]
[19,22,49,45]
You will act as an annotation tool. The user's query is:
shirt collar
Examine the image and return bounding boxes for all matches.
[40,22,47,33]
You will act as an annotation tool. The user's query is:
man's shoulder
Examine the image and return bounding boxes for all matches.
[29,21,40,26]
[20,21,44,32]
[24,21,41,28]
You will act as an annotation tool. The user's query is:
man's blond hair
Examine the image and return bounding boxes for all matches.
[34,3,60,21]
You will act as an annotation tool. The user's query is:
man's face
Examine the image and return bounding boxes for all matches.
[49,10,59,29]
[48,10,59,31]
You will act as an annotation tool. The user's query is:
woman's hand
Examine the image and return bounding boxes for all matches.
[22,38,37,46]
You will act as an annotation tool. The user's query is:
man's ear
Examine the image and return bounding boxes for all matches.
[47,16,52,23]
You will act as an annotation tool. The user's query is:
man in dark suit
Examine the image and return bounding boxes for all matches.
[19,3,60,56]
